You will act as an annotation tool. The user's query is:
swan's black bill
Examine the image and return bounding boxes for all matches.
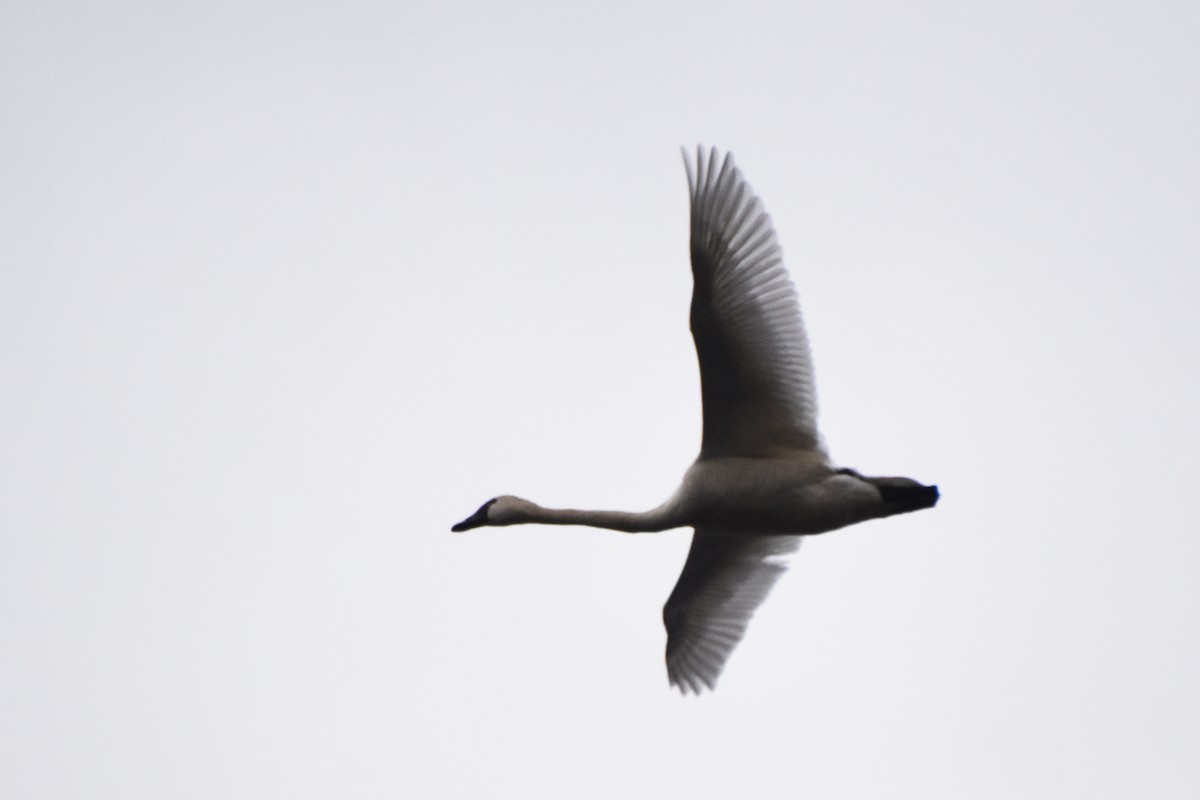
[451,499,496,532]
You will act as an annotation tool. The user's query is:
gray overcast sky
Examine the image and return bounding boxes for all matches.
[3,1,1198,797]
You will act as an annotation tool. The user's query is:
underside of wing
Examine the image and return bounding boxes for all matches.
[663,528,802,694]
[684,146,822,458]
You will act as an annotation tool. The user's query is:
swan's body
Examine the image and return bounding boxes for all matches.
[453,147,938,693]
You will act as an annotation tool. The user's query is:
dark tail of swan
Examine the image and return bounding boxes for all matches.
[872,480,940,515]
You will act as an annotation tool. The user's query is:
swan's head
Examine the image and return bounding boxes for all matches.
[451,495,536,532]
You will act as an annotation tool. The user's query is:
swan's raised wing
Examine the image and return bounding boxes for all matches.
[663,529,801,694]
[684,146,821,458]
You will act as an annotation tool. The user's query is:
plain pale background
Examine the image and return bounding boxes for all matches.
[3,1,1198,797]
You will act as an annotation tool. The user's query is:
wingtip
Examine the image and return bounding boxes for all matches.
[682,145,697,195]
[668,674,705,697]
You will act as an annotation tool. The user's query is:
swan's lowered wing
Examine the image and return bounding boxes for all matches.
[663,528,801,693]
[683,146,821,458]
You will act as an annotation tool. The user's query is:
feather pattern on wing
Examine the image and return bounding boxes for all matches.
[663,529,802,694]
[683,146,822,458]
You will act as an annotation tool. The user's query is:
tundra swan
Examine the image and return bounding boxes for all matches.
[453,147,938,693]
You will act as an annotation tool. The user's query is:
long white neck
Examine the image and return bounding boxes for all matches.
[516,502,681,533]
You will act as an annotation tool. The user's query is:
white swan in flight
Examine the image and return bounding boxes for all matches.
[453,147,939,693]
